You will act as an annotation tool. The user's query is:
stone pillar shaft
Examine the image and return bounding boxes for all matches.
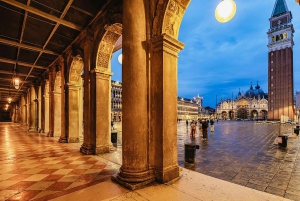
[59,63,67,143]
[80,36,95,155]
[92,69,112,154]
[113,0,154,189]
[67,84,81,143]
[150,34,184,183]
[28,85,36,131]
[53,91,61,137]
[48,70,55,137]
[44,80,50,134]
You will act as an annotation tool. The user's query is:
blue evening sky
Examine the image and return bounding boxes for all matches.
[111,0,300,108]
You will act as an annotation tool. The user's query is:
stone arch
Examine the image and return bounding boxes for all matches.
[153,0,191,39]
[87,23,122,154]
[251,110,258,119]
[95,23,122,71]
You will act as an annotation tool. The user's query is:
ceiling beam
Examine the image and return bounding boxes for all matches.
[0,70,37,78]
[0,88,26,92]
[1,0,83,31]
[0,38,59,55]
[0,57,46,69]
[0,77,31,83]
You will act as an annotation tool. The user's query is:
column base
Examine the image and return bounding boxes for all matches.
[154,165,180,183]
[80,143,95,155]
[28,127,36,132]
[68,137,79,143]
[47,132,53,137]
[59,136,68,143]
[111,168,155,190]
[95,145,110,154]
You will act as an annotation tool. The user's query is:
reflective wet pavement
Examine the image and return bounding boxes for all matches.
[178,121,300,200]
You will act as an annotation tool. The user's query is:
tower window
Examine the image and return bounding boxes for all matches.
[271,76,273,79]
[271,68,273,71]
[271,92,273,95]
[271,84,273,87]
[271,61,273,64]
[271,53,273,56]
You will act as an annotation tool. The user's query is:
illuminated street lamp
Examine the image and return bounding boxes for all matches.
[215,0,237,23]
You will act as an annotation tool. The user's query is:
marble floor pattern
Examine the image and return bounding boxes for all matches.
[1,121,300,200]
[0,123,119,201]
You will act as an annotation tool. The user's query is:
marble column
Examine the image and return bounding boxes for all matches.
[20,95,26,125]
[80,34,95,155]
[44,80,50,134]
[38,85,42,132]
[67,84,81,143]
[112,0,154,189]
[28,85,36,131]
[91,69,112,154]
[53,72,61,137]
[59,61,67,143]
[48,68,55,137]
[150,34,184,183]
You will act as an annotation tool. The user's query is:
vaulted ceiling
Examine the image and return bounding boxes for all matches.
[0,0,122,109]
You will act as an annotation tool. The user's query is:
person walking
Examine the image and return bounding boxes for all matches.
[202,119,208,140]
[186,120,188,127]
[111,120,115,130]
[210,119,214,132]
[190,120,196,138]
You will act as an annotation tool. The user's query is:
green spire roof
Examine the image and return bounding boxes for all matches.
[272,0,289,17]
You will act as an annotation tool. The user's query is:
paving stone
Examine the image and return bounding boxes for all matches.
[265,186,285,197]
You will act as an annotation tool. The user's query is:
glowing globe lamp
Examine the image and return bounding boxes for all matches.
[118,54,122,64]
[13,77,20,89]
[215,0,236,23]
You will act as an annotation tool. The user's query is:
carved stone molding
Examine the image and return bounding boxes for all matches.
[163,0,190,39]
[96,24,121,69]
[69,56,83,85]
[54,71,61,92]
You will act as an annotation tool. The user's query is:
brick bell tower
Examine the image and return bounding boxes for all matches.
[267,0,295,121]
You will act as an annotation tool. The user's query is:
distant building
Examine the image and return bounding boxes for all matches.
[296,91,300,109]
[267,0,295,120]
[217,83,268,120]
[177,97,198,120]
[111,80,122,121]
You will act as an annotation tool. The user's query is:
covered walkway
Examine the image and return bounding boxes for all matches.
[0,122,290,201]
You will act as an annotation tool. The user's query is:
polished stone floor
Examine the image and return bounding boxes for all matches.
[0,123,119,201]
[178,120,300,200]
[0,121,299,200]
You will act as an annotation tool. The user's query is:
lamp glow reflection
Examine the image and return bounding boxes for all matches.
[8,97,11,103]
[215,0,236,23]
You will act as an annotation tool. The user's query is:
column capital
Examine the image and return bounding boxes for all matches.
[90,68,113,77]
[151,33,185,56]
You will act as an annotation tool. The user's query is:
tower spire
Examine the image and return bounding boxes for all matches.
[271,0,289,17]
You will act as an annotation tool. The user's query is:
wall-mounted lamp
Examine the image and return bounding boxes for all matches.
[215,0,237,23]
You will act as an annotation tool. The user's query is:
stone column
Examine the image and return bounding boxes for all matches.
[80,34,95,155]
[67,84,81,143]
[53,72,62,137]
[91,69,112,154]
[44,80,50,134]
[48,67,55,137]
[150,34,184,183]
[28,85,36,131]
[59,60,67,143]
[113,0,154,189]
[38,85,42,132]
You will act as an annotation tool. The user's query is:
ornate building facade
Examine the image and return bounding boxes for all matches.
[267,0,295,120]
[217,83,268,120]
[111,80,122,121]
